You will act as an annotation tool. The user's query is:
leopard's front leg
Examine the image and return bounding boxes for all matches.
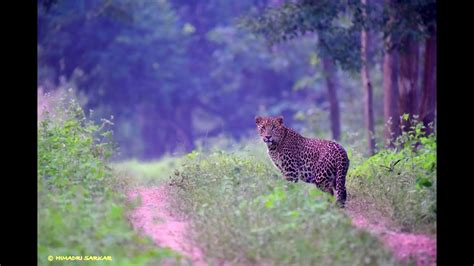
[284,173,299,183]
[275,164,298,183]
[281,165,299,183]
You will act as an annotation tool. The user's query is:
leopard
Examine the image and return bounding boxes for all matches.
[255,115,349,207]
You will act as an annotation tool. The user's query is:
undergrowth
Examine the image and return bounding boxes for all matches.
[346,117,436,234]
[37,91,182,265]
[167,146,398,265]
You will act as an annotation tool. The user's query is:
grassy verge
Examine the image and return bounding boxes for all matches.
[346,119,436,234]
[37,92,183,265]
[166,143,398,265]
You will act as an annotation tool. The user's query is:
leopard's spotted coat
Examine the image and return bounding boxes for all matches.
[256,115,349,207]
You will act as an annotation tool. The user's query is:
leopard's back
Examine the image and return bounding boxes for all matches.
[272,127,349,207]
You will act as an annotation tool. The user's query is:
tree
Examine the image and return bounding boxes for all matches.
[382,0,400,148]
[243,0,436,152]
[383,43,400,147]
[38,0,197,158]
[360,0,376,154]
[398,34,420,131]
[419,25,436,135]
[38,0,436,159]
[39,0,319,158]
[384,0,436,133]
[321,56,341,140]
[241,1,362,141]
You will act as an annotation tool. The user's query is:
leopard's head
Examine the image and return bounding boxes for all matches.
[255,115,285,147]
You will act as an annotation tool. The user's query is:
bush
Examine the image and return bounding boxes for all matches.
[37,91,181,265]
[167,145,398,265]
[346,118,436,234]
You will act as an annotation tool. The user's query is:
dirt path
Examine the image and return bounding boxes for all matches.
[127,186,436,266]
[346,201,436,266]
[127,187,206,265]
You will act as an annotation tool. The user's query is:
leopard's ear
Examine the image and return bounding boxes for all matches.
[275,116,284,125]
[255,116,263,125]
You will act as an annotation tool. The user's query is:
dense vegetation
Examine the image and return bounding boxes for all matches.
[37,92,182,265]
[347,117,436,234]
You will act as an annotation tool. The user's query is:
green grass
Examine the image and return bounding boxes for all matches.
[346,119,437,234]
[112,156,184,187]
[37,92,183,265]
[166,143,398,265]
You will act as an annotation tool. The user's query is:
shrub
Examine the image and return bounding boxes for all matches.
[346,118,436,234]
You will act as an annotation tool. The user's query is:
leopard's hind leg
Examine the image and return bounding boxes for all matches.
[334,161,348,208]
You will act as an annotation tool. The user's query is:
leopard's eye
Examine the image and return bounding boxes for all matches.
[271,125,275,130]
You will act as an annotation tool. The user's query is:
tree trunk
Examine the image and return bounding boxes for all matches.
[360,0,375,155]
[398,35,420,131]
[419,28,436,135]
[383,39,400,148]
[321,56,341,141]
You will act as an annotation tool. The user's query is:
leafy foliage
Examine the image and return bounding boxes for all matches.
[241,0,436,69]
[383,0,437,50]
[347,118,436,233]
[240,0,363,70]
[38,91,114,191]
[37,91,182,265]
